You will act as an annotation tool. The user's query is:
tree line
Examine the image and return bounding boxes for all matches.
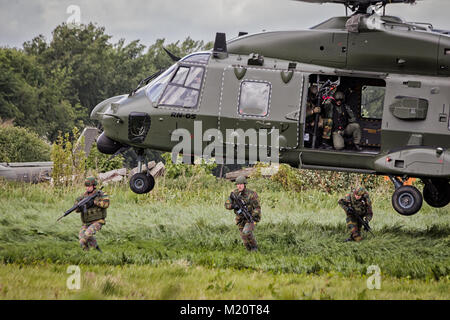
[0,22,213,144]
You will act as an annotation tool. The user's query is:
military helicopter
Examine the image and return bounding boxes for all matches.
[91,0,450,216]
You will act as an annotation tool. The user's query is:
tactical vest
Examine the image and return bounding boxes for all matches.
[80,192,107,224]
[350,194,370,215]
[332,104,349,131]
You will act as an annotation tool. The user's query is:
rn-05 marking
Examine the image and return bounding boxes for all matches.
[170,112,197,119]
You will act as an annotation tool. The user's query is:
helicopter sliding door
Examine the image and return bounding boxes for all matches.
[217,63,304,163]
[381,74,450,152]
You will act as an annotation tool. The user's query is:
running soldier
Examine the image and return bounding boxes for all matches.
[75,177,109,252]
[338,186,373,242]
[225,176,261,252]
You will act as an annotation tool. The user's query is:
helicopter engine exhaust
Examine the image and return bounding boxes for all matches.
[96,132,126,155]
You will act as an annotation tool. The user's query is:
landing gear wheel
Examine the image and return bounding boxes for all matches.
[423,180,450,208]
[392,185,423,216]
[129,173,155,194]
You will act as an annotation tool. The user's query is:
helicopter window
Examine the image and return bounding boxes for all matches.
[182,54,210,64]
[158,65,205,108]
[238,81,271,117]
[160,86,199,108]
[146,64,177,103]
[171,67,190,85]
[185,67,204,90]
[361,86,385,119]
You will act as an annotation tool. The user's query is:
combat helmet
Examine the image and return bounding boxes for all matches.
[235,175,247,185]
[85,176,98,187]
[334,91,345,101]
[309,85,318,98]
[353,186,366,197]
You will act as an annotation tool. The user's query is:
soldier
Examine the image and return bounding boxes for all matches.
[338,186,373,242]
[75,176,109,252]
[225,176,261,252]
[305,85,323,148]
[329,91,362,151]
[319,89,335,150]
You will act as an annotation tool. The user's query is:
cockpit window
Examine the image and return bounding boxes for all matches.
[185,67,203,89]
[159,65,205,108]
[171,67,190,85]
[146,65,177,103]
[182,53,210,64]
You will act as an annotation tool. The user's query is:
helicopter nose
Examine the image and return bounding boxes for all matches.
[96,132,125,155]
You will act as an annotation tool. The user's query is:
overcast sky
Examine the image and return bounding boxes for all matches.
[1,0,449,49]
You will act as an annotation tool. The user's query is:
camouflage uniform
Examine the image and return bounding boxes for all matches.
[338,187,373,242]
[304,90,323,148]
[320,96,335,144]
[225,187,261,251]
[75,177,109,251]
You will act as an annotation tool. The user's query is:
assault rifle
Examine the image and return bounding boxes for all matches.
[57,187,103,222]
[347,206,374,237]
[230,193,254,223]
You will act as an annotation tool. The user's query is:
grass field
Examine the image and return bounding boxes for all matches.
[0,175,449,299]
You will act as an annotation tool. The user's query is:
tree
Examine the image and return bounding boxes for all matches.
[0,48,76,141]
[0,122,50,162]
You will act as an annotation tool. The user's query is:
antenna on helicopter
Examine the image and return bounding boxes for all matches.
[163,47,181,62]
[213,33,228,59]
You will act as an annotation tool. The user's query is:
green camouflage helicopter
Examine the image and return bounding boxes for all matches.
[91,0,450,216]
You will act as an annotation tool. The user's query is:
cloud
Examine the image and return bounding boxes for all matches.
[0,0,449,48]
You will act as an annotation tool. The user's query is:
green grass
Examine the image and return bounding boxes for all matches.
[0,263,448,300]
[0,176,449,299]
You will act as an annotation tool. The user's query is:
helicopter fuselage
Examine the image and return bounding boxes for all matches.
[91,14,450,215]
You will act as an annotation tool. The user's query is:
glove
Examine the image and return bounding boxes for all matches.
[85,198,95,209]
[362,217,370,231]
[346,207,355,215]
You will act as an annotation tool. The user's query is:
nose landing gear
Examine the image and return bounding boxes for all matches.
[129,148,155,194]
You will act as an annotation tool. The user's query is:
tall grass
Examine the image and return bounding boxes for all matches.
[0,175,449,281]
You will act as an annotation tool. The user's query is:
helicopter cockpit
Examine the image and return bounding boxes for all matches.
[144,52,211,107]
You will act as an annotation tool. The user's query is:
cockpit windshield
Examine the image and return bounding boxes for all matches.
[145,64,177,103]
[145,52,211,104]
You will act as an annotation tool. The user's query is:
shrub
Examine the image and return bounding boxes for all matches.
[50,127,86,186]
[270,164,387,193]
[161,152,216,179]
[0,122,50,162]
[86,142,124,173]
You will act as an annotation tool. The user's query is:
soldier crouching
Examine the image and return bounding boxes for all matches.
[225,176,261,252]
[338,186,373,242]
[75,177,109,252]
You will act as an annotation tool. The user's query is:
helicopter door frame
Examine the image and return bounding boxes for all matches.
[217,64,304,161]
[302,72,386,153]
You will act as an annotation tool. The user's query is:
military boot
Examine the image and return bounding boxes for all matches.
[320,141,333,150]
[344,235,354,242]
